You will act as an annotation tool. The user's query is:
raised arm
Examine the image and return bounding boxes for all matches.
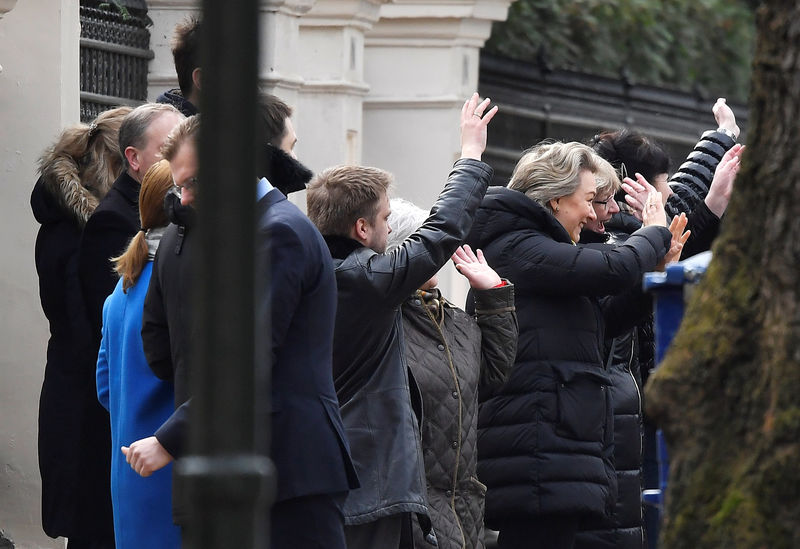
[666,98,740,218]
[364,94,496,306]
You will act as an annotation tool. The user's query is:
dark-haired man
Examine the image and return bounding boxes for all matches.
[157,17,201,117]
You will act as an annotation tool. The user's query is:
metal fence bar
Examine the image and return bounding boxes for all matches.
[177,1,272,548]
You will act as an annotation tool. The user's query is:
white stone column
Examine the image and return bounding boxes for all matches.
[363,0,514,301]
[147,0,315,107]
[0,1,78,547]
[296,0,387,173]
[259,0,316,108]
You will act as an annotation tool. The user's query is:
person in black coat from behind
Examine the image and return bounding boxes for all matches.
[79,103,184,349]
[31,106,131,548]
[466,142,685,549]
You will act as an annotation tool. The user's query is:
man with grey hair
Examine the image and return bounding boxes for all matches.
[80,103,184,339]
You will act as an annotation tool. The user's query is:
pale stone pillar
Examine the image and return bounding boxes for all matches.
[259,0,316,108]
[147,0,315,108]
[363,0,514,301]
[296,0,387,173]
[0,0,78,547]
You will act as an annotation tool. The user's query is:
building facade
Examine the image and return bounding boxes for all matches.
[0,1,513,546]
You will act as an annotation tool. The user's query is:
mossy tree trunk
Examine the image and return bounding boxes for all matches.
[645,1,800,548]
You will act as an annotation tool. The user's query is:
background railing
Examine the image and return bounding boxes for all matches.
[79,3,152,122]
[478,51,749,186]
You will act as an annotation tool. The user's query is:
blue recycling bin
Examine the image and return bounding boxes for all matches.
[641,251,712,548]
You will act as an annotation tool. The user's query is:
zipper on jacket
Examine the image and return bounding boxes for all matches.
[627,335,644,522]
[422,300,467,549]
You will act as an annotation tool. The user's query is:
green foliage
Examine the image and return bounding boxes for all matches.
[486,0,755,101]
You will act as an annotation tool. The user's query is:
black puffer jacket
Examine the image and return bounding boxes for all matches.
[575,226,647,549]
[665,129,737,218]
[403,285,517,549]
[465,187,671,528]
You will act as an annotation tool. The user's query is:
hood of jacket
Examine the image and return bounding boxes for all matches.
[156,88,199,118]
[31,148,114,228]
[261,145,313,196]
[467,186,572,250]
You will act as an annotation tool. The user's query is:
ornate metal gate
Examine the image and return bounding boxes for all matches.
[79,1,152,122]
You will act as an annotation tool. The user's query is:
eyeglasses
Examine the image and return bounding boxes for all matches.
[173,176,199,197]
[593,196,617,210]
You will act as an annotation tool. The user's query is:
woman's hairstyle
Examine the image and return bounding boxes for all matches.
[112,159,173,291]
[38,106,133,226]
[386,198,429,252]
[593,154,622,199]
[508,141,604,211]
[590,129,671,185]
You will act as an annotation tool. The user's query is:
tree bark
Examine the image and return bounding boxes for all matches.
[645,1,800,548]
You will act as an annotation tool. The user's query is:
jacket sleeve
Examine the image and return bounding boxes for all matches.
[96,300,111,411]
[362,158,493,307]
[503,225,671,297]
[666,129,737,218]
[601,283,653,339]
[79,210,133,342]
[679,200,721,259]
[473,282,518,402]
[155,400,189,459]
[142,248,173,380]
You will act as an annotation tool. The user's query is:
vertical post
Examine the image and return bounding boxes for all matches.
[176,1,274,548]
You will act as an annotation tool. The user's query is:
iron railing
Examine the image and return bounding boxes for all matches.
[479,51,748,186]
[79,4,153,122]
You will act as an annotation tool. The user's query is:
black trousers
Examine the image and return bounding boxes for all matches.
[272,493,347,549]
[497,515,579,549]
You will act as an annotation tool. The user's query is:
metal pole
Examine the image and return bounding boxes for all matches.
[177,1,273,547]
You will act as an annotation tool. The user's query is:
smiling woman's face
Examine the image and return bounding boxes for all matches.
[585,191,621,234]
[550,170,598,242]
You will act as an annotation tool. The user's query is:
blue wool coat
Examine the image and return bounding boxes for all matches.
[96,262,180,549]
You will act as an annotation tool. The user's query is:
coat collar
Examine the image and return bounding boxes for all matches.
[323,234,364,260]
[113,170,141,207]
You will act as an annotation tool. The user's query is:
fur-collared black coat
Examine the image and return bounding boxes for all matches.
[31,153,115,543]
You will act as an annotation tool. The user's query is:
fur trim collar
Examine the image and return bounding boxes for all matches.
[37,148,112,227]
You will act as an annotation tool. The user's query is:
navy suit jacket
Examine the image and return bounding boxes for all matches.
[156,189,357,502]
[255,188,357,501]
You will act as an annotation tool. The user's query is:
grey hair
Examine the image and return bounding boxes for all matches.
[508,141,604,211]
[118,103,183,170]
[386,198,429,252]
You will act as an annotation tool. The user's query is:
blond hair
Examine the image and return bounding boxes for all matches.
[306,165,393,236]
[112,160,173,291]
[593,154,622,199]
[161,114,200,161]
[508,141,603,211]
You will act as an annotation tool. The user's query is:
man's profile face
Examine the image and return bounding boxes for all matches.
[170,140,198,206]
[278,117,298,159]
[364,193,392,254]
[134,111,184,181]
